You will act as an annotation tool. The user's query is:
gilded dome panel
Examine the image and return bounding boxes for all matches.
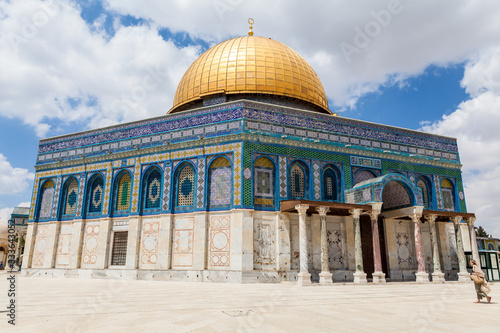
[170,36,329,114]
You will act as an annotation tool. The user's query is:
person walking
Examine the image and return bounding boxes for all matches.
[470,259,492,303]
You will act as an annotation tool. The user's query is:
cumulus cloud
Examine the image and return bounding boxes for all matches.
[0,154,34,195]
[0,0,199,137]
[103,0,500,109]
[421,48,500,237]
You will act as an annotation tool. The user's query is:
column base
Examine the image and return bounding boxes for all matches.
[431,271,445,283]
[319,271,333,285]
[353,271,367,284]
[415,271,430,283]
[297,271,312,286]
[457,271,470,283]
[372,271,386,283]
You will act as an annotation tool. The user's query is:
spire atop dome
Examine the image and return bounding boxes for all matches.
[248,18,254,36]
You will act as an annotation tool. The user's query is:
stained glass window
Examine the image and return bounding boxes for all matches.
[254,157,275,207]
[38,180,55,220]
[290,164,306,198]
[176,164,195,207]
[63,179,78,215]
[144,168,162,210]
[116,173,132,211]
[323,168,338,201]
[88,175,104,213]
[208,157,231,208]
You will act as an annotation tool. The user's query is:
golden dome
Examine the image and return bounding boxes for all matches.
[169,36,330,114]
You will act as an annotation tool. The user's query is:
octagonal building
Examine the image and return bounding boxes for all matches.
[22,34,479,284]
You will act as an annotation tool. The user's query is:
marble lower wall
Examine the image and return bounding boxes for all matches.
[21,210,472,283]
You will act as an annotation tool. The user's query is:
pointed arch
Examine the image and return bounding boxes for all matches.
[86,173,105,215]
[208,156,232,209]
[113,170,132,214]
[142,166,163,212]
[254,156,275,208]
[417,176,432,210]
[289,160,308,199]
[37,179,55,221]
[61,177,79,217]
[174,161,196,208]
[322,164,341,201]
[353,169,377,186]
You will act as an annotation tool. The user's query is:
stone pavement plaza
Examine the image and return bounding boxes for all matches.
[1,273,498,332]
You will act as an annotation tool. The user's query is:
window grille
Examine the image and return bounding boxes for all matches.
[116,173,131,211]
[254,157,274,207]
[290,164,305,198]
[323,169,337,201]
[64,179,78,215]
[145,169,162,209]
[177,165,194,206]
[89,177,104,213]
[441,179,454,211]
[353,170,376,186]
[111,231,128,266]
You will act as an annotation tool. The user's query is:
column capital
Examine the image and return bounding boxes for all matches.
[452,216,463,225]
[367,202,382,220]
[409,213,422,223]
[466,216,476,226]
[349,208,362,219]
[424,214,437,224]
[315,206,330,216]
[295,204,309,215]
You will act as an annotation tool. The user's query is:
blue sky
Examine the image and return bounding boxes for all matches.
[0,0,499,237]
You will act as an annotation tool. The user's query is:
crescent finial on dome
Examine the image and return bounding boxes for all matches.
[248,18,254,36]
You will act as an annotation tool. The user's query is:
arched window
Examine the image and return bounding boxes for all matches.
[38,180,55,220]
[441,179,455,211]
[353,169,376,186]
[254,157,275,208]
[417,177,432,209]
[208,157,232,209]
[323,166,340,201]
[176,163,195,207]
[115,172,132,212]
[62,178,78,216]
[87,175,104,214]
[290,162,308,199]
[142,167,162,211]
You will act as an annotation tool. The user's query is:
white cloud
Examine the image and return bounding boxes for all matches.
[0,154,34,195]
[0,0,199,137]
[103,0,500,109]
[421,47,500,238]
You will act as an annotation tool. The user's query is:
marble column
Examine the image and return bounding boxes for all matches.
[350,208,367,284]
[467,217,480,265]
[316,206,332,284]
[410,213,429,283]
[369,203,386,283]
[15,232,24,260]
[453,216,469,282]
[425,214,445,283]
[296,204,311,286]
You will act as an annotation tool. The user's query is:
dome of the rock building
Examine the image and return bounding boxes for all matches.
[169,36,330,114]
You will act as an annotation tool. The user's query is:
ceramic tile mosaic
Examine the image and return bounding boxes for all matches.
[197,157,206,209]
[51,177,62,219]
[131,159,141,213]
[208,158,231,208]
[279,156,287,198]
[162,164,171,211]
